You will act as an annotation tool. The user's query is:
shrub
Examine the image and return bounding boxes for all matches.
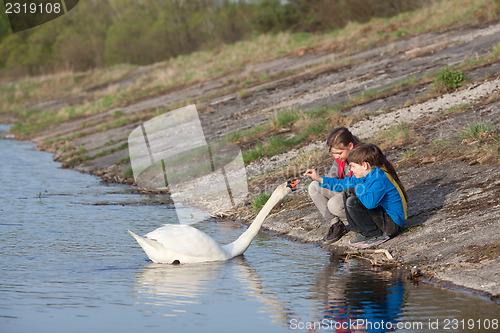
[432,67,467,93]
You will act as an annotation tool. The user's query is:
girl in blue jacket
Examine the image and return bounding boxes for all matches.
[304,143,408,248]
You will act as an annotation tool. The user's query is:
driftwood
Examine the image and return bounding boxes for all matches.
[344,249,394,266]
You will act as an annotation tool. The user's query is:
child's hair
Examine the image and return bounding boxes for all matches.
[347,143,409,201]
[326,126,360,150]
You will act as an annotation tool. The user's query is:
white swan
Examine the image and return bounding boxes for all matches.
[129,180,300,264]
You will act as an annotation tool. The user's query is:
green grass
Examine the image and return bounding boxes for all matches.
[9,90,131,138]
[461,121,498,143]
[123,167,134,178]
[91,142,129,159]
[225,105,334,163]
[10,109,65,137]
[430,67,468,93]
[271,108,302,129]
[76,146,87,155]
[4,0,500,172]
[251,192,271,212]
[120,155,131,164]
[224,130,243,143]
[5,1,498,134]
[243,135,305,164]
[395,120,500,166]
[442,104,471,115]
[241,114,328,164]
[378,122,411,141]
[303,118,327,137]
[345,75,418,108]
[243,142,266,163]
[62,154,90,168]
[403,225,423,233]
[237,42,497,163]
[401,147,417,160]
[113,110,124,118]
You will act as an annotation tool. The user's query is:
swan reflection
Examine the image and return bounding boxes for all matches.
[133,256,290,321]
[134,261,226,312]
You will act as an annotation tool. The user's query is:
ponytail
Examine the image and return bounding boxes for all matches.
[347,143,409,202]
[381,157,409,202]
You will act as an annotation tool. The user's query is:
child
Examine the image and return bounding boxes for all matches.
[304,143,408,248]
[308,127,360,243]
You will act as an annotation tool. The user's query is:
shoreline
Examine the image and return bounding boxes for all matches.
[0,129,498,304]
[2,20,499,304]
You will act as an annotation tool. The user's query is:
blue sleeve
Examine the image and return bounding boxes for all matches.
[319,176,359,192]
[320,173,388,210]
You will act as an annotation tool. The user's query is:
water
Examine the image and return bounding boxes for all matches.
[0,124,498,333]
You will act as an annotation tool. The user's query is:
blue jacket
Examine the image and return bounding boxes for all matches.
[319,167,407,226]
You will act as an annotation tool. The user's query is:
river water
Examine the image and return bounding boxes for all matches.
[0,124,498,333]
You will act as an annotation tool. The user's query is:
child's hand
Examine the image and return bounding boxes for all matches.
[304,169,322,183]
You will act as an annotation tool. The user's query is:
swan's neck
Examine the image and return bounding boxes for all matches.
[224,184,290,258]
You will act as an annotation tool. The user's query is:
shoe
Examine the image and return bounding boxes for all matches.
[323,222,347,244]
[347,233,368,247]
[359,234,390,249]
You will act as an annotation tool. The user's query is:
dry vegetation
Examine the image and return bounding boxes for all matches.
[1,0,499,181]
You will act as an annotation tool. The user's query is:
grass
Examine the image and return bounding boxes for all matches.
[2,0,499,185]
[271,108,303,129]
[394,119,500,168]
[9,90,131,138]
[239,106,336,163]
[430,67,468,93]
[401,147,417,160]
[120,156,131,164]
[237,63,482,163]
[90,142,128,159]
[10,109,65,137]
[403,225,423,233]
[461,121,499,144]
[0,64,136,117]
[4,0,498,140]
[76,146,87,155]
[224,130,243,143]
[251,192,271,212]
[373,122,420,151]
[344,75,418,108]
[443,122,500,164]
[58,141,129,168]
[123,167,134,179]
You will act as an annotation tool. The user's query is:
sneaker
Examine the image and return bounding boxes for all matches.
[323,222,347,244]
[347,233,368,247]
[359,234,390,249]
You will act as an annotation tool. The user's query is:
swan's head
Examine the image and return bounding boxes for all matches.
[267,180,300,202]
[286,179,300,191]
[277,179,300,195]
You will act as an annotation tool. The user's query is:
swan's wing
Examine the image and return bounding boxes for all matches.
[145,224,228,260]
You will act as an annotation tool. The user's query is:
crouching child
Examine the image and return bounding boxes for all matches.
[304,143,408,248]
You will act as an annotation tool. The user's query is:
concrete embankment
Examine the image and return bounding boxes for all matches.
[4,21,500,302]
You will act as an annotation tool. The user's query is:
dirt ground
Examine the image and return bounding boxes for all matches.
[4,21,500,302]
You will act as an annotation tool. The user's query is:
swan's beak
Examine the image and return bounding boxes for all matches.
[286,179,300,191]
